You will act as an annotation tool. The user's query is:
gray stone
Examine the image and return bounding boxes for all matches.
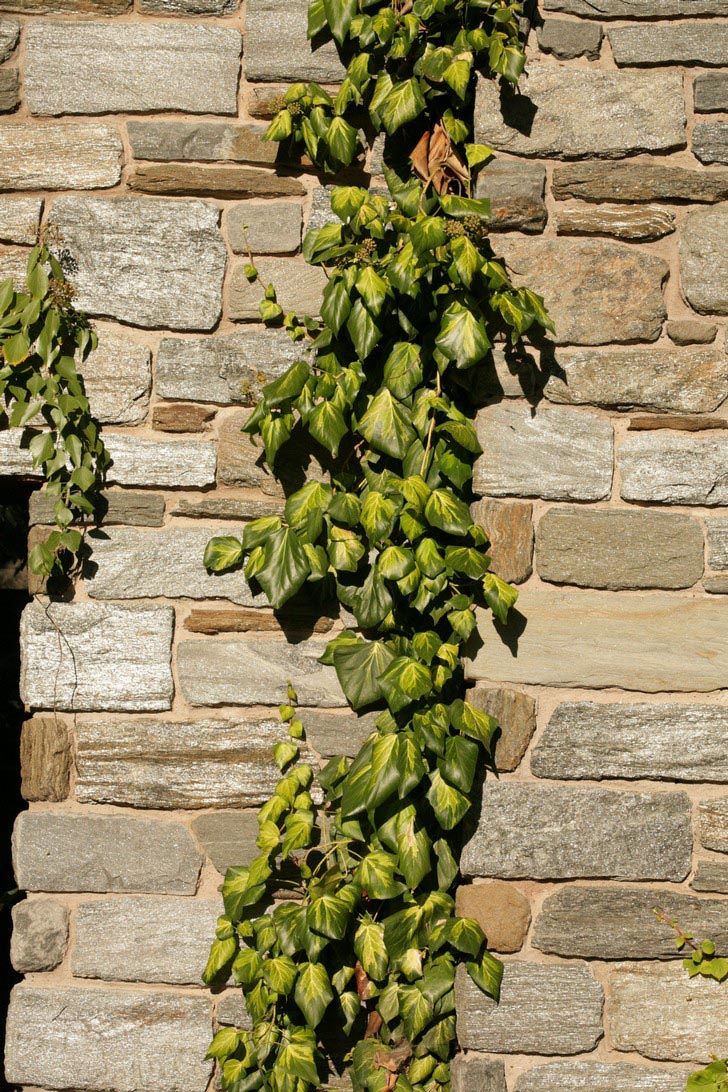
[475,67,685,160]
[104,435,217,488]
[610,24,728,66]
[10,899,68,972]
[499,238,667,344]
[0,197,42,245]
[302,710,376,758]
[5,985,212,1091]
[609,963,728,1063]
[0,17,18,61]
[466,686,536,772]
[474,161,547,233]
[85,527,260,604]
[553,161,728,204]
[217,990,252,1029]
[535,508,704,590]
[543,0,728,14]
[462,783,692,881]
[474,403,613,501]
[13,812,202,894]
[245,0,343,82]
[128,119,275,164]
[178,637,344,706]
[30,489,165,528]
[73,897,219,985]
[452,1054,506,1092]
[0,428,39,478]
[456,961,603,1055]
[533,886,728,959]
[77,327,151,425]
[704,574,728,594]
[555,202,675,242]
[619,431,728,506]
[708,517,728,569]
[0,0,130,8]
[667,319,718,345]
[515,1062,689,1092]
[156,329,302,405]
[693,860,728,894]
[20,601,174,713]
[697,797,728,853]
[129,163,305,200]
[537,18,602,59]
[0,122,122,191]
[25,21,241,115]
[49,196,227,330]
[172,496,284,521]
[228,258,327,320]
[0,246,32,291]
[465,587,728,692]
[695,73,728,113]
[533,701,728,782]
[0,67,18,112]
[192,811,259,874]
[227,200,302,254]
[693,122,728,166]
[680,209,728,315]
[139,0,238,11]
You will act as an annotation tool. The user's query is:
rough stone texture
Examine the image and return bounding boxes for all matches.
[471,499,533,584]
[456,961,604,1055]
[609,963,728,1063]
[535,508,704,590]
[543,0,728,13]
[619,432,728,506]
[19,716,70,802]
[10,899,68,972]
[152,403,216,432]
[25,22,241,115]
[20,601,174,713]
[515,1063,689,1092]
[0,0,130,8]
[500,238,667,345]
[4,985,212,1091]
[72,897,220,984]
[667,319,717,345]
[707,517,728,569]
[0,197,42,245]
[466,686,537,772]
[139,0,239,15]
[217,408,288,491]
[452,1054,507,1092]
[533,886,728,959]
[245,0,343,82]
[300,709,375,757]
[629,414,728,433]
[462,783,692,881]
[474,403,613,501]
[104,436,217,488]
[553,162,728,204]
[156,329,302,405]
[536,18,602,58]
[697,797,728,853]
[178,637,344,706]
[191,811,259,874]
[49,196,227,331]
[693,861,728,894]
[474,161,547,232]
[227,200,303,254]
[680,209,728,315]
[30,489,165,528]
[228,258,327,320]
[0,428,39,478]
[533,702,728,782]
[13,812,202,894]
[173,495,284,521]
[475,68,685,160]
[129,163,305,200]
[466,588,728,692]
[0,122,122,191]
[610,24,728,66]
[128,120,276,167]
[695,73,728,113]
[217,990,253,1029]
[555,202,675,242]
[456,882,531,953]
[0,67,18,112]
[78,328,151,425]
[703,574,728,594]
[0,17,18,61]
[693,122,728,166]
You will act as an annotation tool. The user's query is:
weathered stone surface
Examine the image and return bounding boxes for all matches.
[301,710,376,758]
[456,961,603,1054]
[553,161,728,204]
[152,403,216,432]
[610,24,728,66]
[0,428,38,477]
[19,717,70,802]
[499,238,667,344]
[533,886,728,959]
[217,409,284,491]
[609,963,728,1062]
[20,602,174,713]
[535,508,704,590]
[173,495,284,521]
[475,68,685,160]
[30,489,165,528]
[105,435,217,488]
[0,122,122,191]
[0,197,42,245]
[73,897,220,984]
[156,329,302,405]
[245,0,343,82]
[10,899,68,972]
[0,67,18,112]
[183,606,331,635]
[515,1062,689,1092]
[628,414,728,432]
[474,403,613,501]
[707,517,728,569]
[75,716,311,808]
[543,0,728,13]
[128,120,275,164]
[466,686,536,771]
[619,432,728,506]
[178,638,344,706]
[462,783,691,880]
[13,812,202,894]
[667,319,718,345]
[703,574,728,594]
[471,499,533,584]
[228,258,327,320]
[695,73,728,113]
[78,328,151,425]
[129,164,305,200]
[698,797,728,853]
[5,985,211,1091]
[227,200,302,254]
[247,83,288,118]
[693,122,728,166]
[693,860,728,894]
[456,882,531,953]
[0,18,18,61]
[466,587,728,692]
[25,22,241,115]
[49,196,226,330]
[474,161,547,233]
[555,202,674,242]
[139,0,238,12]
[192,811,259,874]
[537,17,602,58]
[217,990,253,1029]
[680,209,728,315]
[452,1054,506,1092]
[533,702,728,782]
[0,0,130,9]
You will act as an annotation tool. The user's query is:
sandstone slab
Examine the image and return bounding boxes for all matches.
[0,197,42,245]
[693,861,728,894]
[697,797,728,853]
[0,0,130,9]
[452,1054,506,1092]
[0,67,18,112]
[129,120,275,166]
[0,18,18,61]
[10,899,68,972]
[619,432,728,505]
[301,709,375,757]
[152,403,216,432]
[536,18,602,58]
[471,499,533,584]
[79,328,151,425]
[680,209,728,315]
[610,24,728,66]
[0,122,121,191]
[245,0,343,82]
[515,1063,689,1092]
[30,489,164,528]
[465,686,536,771]
[105,435,216,488]
[456,881,531,953]
[473,160,547,233]
[543,0,728,13]
[217,409,285,492]
[228,258,327,320]
[191,811,259,874]
[555,202,674,242]
[693,122,728,166]
[227,200,302,254]
[173,495,284,521]
[553,162,728,204]
[695,73,728,113]
[19,716,70,802]
[129,163,304,200]
[20,602,174,713]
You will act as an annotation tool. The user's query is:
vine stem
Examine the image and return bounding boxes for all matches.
[420,371,442,477]
[653,907,700,952]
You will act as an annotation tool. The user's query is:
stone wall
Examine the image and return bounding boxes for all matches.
[1,0,728,1089]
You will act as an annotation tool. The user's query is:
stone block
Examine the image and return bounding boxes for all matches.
[129,163,305,200]
[25,21,241,115]
[4,985,212,1091]
[692,861,728,894]
[667,319,717,345]
[704,574,728,594]
[693,122,728,166]
[515,1062,689,1092]
[217,990,252,1029]
[465,686,536,771]
[0,0,130,8]
[536,18,602,58]
[697,797,728,853]
[609,24,728,66]
[173,496,284,521]
[20,601,174,713]
[245,0,343,82]
[451,1054,506,1092]
[0,17,18,61]
[152,403,216,432]
[462,783,692,881]
[104,435,217,488]
[475,68,685,159]
[228,258,327,320]
[13,812,202,894]
[627,415,728,433]
[49,196,226,330]
[0,197,42,245]
[473,403,613,501]
[474,161,547,233]
[0,122,121,191]
[227,200,302,254]
[139,0,238,12]
[192,811,259,874]
[79,327,151,425]
[554,202,674,242]
[707,517,728,569]
[680,209,728,315]
[533,701,728,782]
[456,881,531,953]
[553,162,728,204]
[619,431,728,505]
[129,120,276,165]
[471,498,533,584]
[695,73,728,113]
[30,489,165,528]
[0,428,40,477]
[217,408,283,491]
[301,709,376,757]
[19,716,70,801]
[543,0,728,13]
[10,899,68,972]
[0,67,18,112]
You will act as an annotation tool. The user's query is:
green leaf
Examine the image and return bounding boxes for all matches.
[436,302,491,369]
[307,894,351,940]
[331,186,368,222]
[465,142,493,168]
[425,488,473,536]
[354,919,388,980]
[331,636,395,710]
[410,216,448,255]
[483,572,518,624]
[439,735,479,793]
[379,78,426,133]
[426,769,470,830]
[434,838,458,890]
[467,950,504,1001]
[323,0,357,42]
[346,298,381,359]
[327,116,359,165]
[202,936,237,984]
[266,109,293,141]
[262,359,310,407]
[277,1036,319,1084]
[450,698,498,749]
[204,535,243,573]
[3,331,30,366]
[399,985,434,1038]
[262,954,298,994]
[295,962,334,1027]
[308,400,348,457]
[396,733,427,796]
[206,1026,241,1059]
[379,656,432,712]
[449,235,481,288]
[328,525,366,572]
[358,388,416,459]
[361,491,399,543]
[321,277,352,333]
[255,527,311,608]
[242,515,282,550]
[397,814,431,888]
[383,343,422,399]
[442,57,471,99]
[356,266,388,315]
[356,850,403,899]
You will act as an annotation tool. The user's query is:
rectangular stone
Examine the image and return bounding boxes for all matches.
[474,403,613,501]
[619,431,728,505]
[535,508,704,590]
[456,962,603,1055]
[543,0,728,14]
[128,120,275,164]
[20,602,174,713]
[555,202,675,242]
[680,209,728,315]
[533,701,728,782]
[695,73,728,113]
[466,686,536,772]
[0,0,130,9]
[104,435,216,488]
[0,66,18,112]
[693,860,728,894]
[515,1063,689,1092]
[77,327,151,425]
[707,517,728,569]
[0,18,18,61]
[173,496,284,521]
[0,429,39,477]
[5,985,211,1092]
[228,257,327,320]
[29,490,165,528]
[0,197,42,245]
[0,122,121,191]
[13,812,202,894]
[452,1055,506,1092]
[192,811,259,875]
[471,498,533,585]
[129,163,305,199]
[139,0,238,12]
[19,717,70,802]
[10,899,68,973]
[245,0,343,82]
[25,22,241,115]
[698,797,728,853]
[474,161,547,233]
[466,587,728,692]
[694,122,728,166]
[610,24,728,66]
[152,403,216,432]
[227,200,302,254]
[553,162,728,204]
[462,783,692,881]
[536,18,602,59]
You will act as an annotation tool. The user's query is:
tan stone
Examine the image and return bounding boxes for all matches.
[128,164,305,200]
[184,607,334,634]
[152,404,216,433]
[227,258,327,320]
[555,202,675,242]
[472,499,533,584]
[466,686,537,772]
[172,495,284,521]
[628,415,728,432]
[553,162,728,204]
[19,717,70,802]
[247,84,290,118]
[0,122,122,191]
[697,797,728,853]
[217,408,327,492]
[0,0,129,9]
[667,320,718,346]
[456,882,531,953]
[0,67,18,112]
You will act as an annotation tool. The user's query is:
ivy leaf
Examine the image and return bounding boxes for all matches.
[379,656,432,712]
[202,937,237,984]
[426,769,470,830]
[308,400,348,457]
[467,950,504,1001]
[327,116,359,165]
[450,698,498,749]
[397,814,431,888]
[340,991,361,1035]
[425,488,473,536]
[277,1036,320,1084]
[3,331,30,366]
[399,984,434,1038]
[449,235,481,288]
[379,77,426,133]
[261,954,298,994]
[204,535,243,573]
[465,142,493,168]
[358,388,416,459]
[331,636,395,710]
[355,920,389,980]
[434,838,459,890]
[483,572,518,624]
[356,850,403,899]
[262,359,310,407]
[331,186,368,222]
[356,266,388,316]
[346,298,382,359]
[255,527,311,608]
[323,0,357,42]
[439,735,479,793]
[206,1026,241,1059]
[307,894,351,940]
[442,57,471,99]
[396,733,427,796]
[361,491,399,543]
[436,302,491,369]
[321,277,352,333]
[383,342,422,399]
[410,216,448,255]
[295,962,334,1027]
